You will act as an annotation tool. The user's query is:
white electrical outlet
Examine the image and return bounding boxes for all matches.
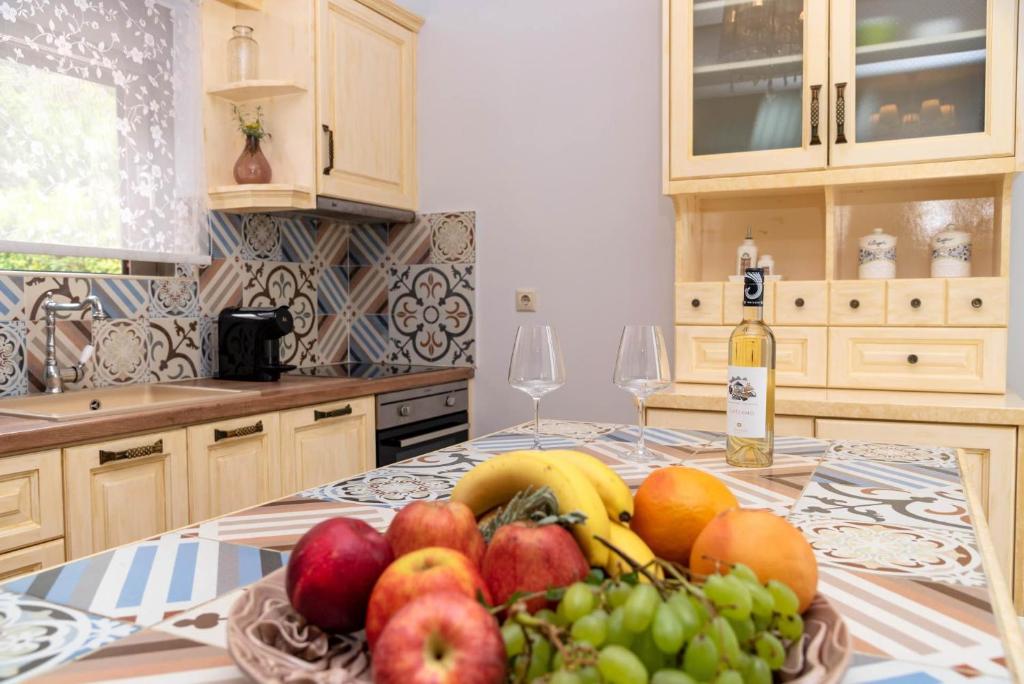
[515,288,537,312]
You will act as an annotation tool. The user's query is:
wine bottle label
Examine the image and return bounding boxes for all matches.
[726,366,768,439]
[743,268,765,306]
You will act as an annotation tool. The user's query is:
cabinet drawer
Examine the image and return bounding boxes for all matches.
[674,325,826,387]
[647,408,814,437]
[725,281,775,325]
[676,283,723,325]
[0,450,63,554]
[947,278,1008,326]
[829,281,885,325]
[886,279,946,326]
[775,281,827,325]
[828,327,1006,393]
[0,539,65,583]
[280,397,375,492]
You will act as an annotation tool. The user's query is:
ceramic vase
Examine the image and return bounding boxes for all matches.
[233,135,272,184]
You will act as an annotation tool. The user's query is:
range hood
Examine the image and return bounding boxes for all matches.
[289,196,417,224]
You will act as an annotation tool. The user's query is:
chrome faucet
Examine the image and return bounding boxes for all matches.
[42,292,108,394]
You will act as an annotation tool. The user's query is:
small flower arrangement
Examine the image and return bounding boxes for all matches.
[234,105,271,141]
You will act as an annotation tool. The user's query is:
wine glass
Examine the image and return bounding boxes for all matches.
[508,325,566,449]
[613,325,672,462]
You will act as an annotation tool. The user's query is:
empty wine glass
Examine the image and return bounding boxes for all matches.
[508,325,566,449]
[614,325,672,462]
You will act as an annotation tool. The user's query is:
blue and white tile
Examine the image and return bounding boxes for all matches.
[152,587,244,648]
[315,221,350,269]
[3,536,287,627]
[300,467,458,509]
[239,214,282,261]
[0,320,28,397]
[428,211,476,264]
[826,441,959,470]
[198,258,243,317]
[0,274,24,320]
[386,264,475,366]
[150,278,199,317]
[792,480,972,532]
[812,459,961,491]
[317,266,349,314]
[349,265,387,314]
[149,318,200,382]
[317,315,349,364]
[279,216,317,263]
[841,655,1010,683]
[468,432,579,454]
[0,590,139,683]
[209,212,242,259]
[350,314,388,363]
[23,275,92,320]
[385,217,431,266]
[199,316,217,377]
[91,319,150,387]
[91,278,149,319]
[349,224,388,266]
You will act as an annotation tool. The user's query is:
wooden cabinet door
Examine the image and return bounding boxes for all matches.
[64,431,188,560]
[828,0,1017,167]
[280,397,375,492]
[0,539,65,583]
[0,450,63,554]
[665,0,829,181]
[814,419,1017,595]
[187,413,281,522]
[647,408,815,438]
[317,0,417,209]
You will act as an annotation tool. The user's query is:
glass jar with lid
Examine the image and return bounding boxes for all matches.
[228,25,259,82]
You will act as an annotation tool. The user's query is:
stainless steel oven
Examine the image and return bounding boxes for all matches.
[375,380,469,467]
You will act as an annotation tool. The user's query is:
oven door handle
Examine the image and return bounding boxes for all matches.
[397,424,470,449]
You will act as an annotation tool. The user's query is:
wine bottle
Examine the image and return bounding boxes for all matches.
[726,268,775,467]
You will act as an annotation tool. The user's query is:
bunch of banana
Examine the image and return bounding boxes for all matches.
[450,449,655,574]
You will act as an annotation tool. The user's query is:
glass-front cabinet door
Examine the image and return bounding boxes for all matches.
[829,0,1017,167]
[667,0,829,181]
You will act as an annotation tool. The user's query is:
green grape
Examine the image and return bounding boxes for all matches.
[747,582,773,618]
[714,670,744,684]
[623,584,660,633]
[766,580,799,616]
[743,656,772,684]
[577,666,602,684]
[651,669,698,684]
[597,644,651,684]
[538,608,567,627]
[689,594,710,624]
[709,616,741,668]
[633,630,668,674]
[732,650,751,673]
[719,575,752,620]
[571,609,610,647]
[666,592,701,641]
[777,613,804,642]
[550,670,583,684]
[552,649,565,671]
[754,632,785,670]
[651,602,685,655]
[561,582,597,623]
[607,581,634,609]
[728,616,755,644]
[730,563,760,585]
[682,634,718,682]
[607,606,635,648]
[525,634,554,681]
[752,612,771,632]
[501,621,526,657]
[702,574,731,607]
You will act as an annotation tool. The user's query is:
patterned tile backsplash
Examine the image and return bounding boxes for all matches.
[0,211,476,397]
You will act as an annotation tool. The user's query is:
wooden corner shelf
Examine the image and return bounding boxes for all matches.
[214,0,262,9]
[207,80,306,103]
[208,184,315,212]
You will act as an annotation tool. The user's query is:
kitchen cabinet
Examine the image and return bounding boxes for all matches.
[187,413,282,521]
[674,325,827,387]
[280,396,375,492]
[0,450,63,555]
[0,540,65,583]
[647,408,815,437]
[64,431,188,560]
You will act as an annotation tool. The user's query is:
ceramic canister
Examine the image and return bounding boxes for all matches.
[858,228,897,279]
[931,226,971,278]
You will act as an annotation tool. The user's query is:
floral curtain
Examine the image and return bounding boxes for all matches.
[0,0,208,264]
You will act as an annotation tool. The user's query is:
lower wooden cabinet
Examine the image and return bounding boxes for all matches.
[187,412,282,521]
[674,325,827,388]
[0,450,63,554]
[0,539,65,582]
[280,396,375,492]
[64,430,188,560]
[647,408,814,437]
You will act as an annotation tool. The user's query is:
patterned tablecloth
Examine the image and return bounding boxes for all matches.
[1,421,1019,683]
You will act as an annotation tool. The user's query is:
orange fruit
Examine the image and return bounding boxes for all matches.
[630,467,738,564]
[690,509,818,613]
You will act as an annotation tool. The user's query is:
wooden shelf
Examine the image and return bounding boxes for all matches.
[214,0,262,9]
[207,80,306,103]
[209,184,315,212]
[856,29,986,57]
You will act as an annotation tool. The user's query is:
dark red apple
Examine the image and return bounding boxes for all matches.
[386,501,486,566]
[372,592,506,684]
[482,521,590,612]
[286,517,394,633]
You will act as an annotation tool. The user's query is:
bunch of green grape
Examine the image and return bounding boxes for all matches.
[500,563,805,684]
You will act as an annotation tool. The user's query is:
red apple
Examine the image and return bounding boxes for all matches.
[365,547,491,648]
[372,591,506,684]
[286,517,394,633]
[387,501,486,566]
[482,521,590,612]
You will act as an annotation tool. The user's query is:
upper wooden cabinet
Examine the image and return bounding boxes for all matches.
[664,0,1020,187]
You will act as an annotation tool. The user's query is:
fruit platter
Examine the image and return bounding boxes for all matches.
[226,450,851,683]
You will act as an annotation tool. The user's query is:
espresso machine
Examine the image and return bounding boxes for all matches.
[217,306,296,381]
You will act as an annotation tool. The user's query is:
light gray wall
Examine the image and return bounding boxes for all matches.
[402,0,676,435]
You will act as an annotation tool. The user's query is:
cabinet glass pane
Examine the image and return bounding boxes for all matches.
[855,0,987,143]
[692,0,805,156]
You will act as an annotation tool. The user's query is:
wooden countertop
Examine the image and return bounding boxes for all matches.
[648,383,1024,426]
[0,367,473,457]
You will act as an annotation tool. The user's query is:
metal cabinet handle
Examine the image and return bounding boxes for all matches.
[972,298,983,309]
[809,85,822,145]
[910,298,922,309]
[794,297,805,308]
[398,424,469,449]
[835,82,848,144]
[691,298,701,308]
[849,298,860,309]
[214,420,263,442]
[907,354,919,365]
[314,405,353,421]
[99,439,164,465]
[322,124,335,175]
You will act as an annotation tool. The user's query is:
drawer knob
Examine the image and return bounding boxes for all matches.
[691,298,701,308]
[794,297,805,308]
[971,297,983,309]
[849,299,860,309]
[445,395,456,407]
[910,298,921,309]
[399,405,412,417]
[907,354,919,365]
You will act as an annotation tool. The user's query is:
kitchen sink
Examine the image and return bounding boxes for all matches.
[0,384,259,422]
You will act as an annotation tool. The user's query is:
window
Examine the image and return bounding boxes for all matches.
[0,0,208,266]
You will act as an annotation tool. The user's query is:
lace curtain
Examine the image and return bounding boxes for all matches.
[0,0,209,264]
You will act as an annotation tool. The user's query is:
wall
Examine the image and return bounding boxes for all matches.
[0,211,475,396]
[1007,175,1024,394]
[402,0,676,434]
